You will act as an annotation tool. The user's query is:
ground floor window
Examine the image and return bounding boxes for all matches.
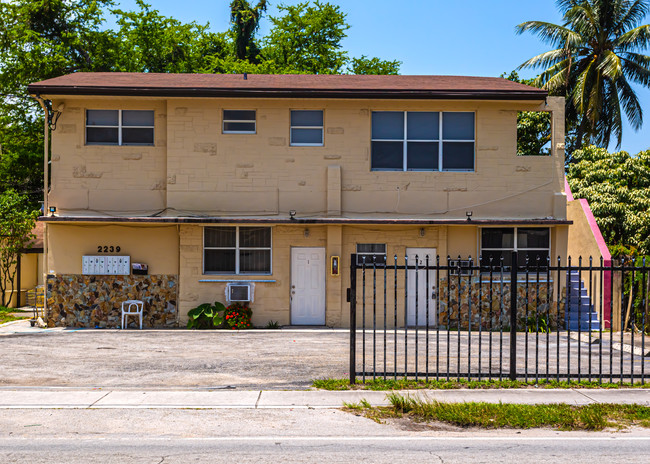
[480,227,550,270]
[356,243,387,266]
[204,227,271,274]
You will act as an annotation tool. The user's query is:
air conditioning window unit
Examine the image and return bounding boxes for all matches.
[449,259,473,276]
[226,283,254,302]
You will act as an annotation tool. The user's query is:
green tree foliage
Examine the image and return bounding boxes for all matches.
[347,55,401,75]
[111,1,229,73]
[263,1,350,74]
[567,146,650,255]
[230,0,267,63]
[517,0,650,149]
[0,191,39,307]
[502,71,553,157]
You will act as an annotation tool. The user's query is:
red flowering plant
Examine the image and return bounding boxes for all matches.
[223,302,253,330]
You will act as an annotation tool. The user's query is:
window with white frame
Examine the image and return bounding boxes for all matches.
[290,110,323,146]
[223,110,256,134]
[371,111,475,171]
[204,227,271,274]
[86,110,154,145]
[356,243,387,266]
[480,228,550,270]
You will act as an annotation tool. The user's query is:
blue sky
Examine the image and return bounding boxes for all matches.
[111,0,650,154]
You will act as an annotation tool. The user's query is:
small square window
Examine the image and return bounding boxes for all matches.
[223,110,256,134]
[357,243,387,266]
[290,110,323,146]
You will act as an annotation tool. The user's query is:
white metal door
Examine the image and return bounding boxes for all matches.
[291,247,326,325]
[406,248,437,326]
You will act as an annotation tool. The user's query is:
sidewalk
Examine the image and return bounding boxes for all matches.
[0,388,648,409]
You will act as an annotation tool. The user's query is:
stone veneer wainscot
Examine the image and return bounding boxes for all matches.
[47,274,178,328]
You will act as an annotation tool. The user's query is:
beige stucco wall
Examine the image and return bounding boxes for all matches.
[47,224,179,275]
[566,200,607,313]
[49,98,167,214]
[44,222,569,327]
[47,96,566,220]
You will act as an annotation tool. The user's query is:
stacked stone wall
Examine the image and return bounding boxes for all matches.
[437,276,566,330]
[47,274,178,328]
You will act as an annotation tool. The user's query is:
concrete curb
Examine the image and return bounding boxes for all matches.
[0,388,647,409]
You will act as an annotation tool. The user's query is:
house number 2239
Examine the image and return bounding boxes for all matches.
[97,245,121,253]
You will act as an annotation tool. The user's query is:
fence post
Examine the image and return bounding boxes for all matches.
[510,251,518,381]
[349,254,357,385]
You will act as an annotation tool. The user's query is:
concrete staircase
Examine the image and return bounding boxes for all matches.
[565,270,601,331]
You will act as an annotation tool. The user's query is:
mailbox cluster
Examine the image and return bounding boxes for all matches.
[82,256,131,275]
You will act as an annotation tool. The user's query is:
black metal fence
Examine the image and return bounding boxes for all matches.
[348,252,650,384]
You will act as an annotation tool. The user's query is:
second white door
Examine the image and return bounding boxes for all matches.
[406,248,437,326]
[291,247,326,325]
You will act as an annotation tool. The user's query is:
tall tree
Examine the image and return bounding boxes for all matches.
[230,0,267,63]
[263,1,350,74]
[112,0,228,73]
[0,190,38,308]
[517,0,650,149]
[567,146,650,255]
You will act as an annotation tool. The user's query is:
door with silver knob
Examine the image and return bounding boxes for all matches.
[291,247,326,325]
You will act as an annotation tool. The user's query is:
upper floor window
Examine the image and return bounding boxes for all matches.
[223,110,256,134]
[480,227,550,270]
[86,110,154,146]
[290,110,323,146]
[204,226,272,275]
[371,111,475,171]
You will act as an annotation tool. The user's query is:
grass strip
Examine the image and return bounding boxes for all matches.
[313,377,648,391]
[0,307,29,325]
[344,394,650,431]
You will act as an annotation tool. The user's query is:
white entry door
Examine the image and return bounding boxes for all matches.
[406,248,437,327]
[291,247,326,325]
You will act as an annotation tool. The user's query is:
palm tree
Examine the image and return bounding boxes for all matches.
[517,0,650,149]
[230,0,267,63]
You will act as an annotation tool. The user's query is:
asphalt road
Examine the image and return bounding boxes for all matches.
[1,409,649,464]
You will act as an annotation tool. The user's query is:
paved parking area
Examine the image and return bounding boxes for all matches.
[2,320,648,389]
[0,322,348,390]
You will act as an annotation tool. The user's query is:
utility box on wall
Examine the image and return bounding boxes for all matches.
[82,256,131,275]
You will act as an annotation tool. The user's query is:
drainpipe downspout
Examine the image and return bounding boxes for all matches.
[31,94,49,320]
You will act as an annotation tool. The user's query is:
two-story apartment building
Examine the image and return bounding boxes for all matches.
[28,73,571,328]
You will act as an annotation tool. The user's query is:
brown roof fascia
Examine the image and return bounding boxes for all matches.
[28,86,547,101]
[39,216,572,225]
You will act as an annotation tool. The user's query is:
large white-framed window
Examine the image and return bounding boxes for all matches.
[290,110,323,146]
[356,243,387,266]
[86,109,154,145]
[371,111,475,171]
[223,110,256,134]
[480,227,550,270]
[203,226,272,275]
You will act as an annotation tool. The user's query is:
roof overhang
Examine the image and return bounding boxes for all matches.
[39,216,572,226]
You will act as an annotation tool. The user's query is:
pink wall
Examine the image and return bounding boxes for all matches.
[565,178,612,327]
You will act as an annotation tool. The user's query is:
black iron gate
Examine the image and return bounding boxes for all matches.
[348,252,649,384]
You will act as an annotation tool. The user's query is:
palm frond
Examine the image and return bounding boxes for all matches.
[614,0,650,33]
[616,74,643,130]
[564,3,599,40]
[598,49,623,81]
[614,24,650,51]
[517,48,570,70]
[515,21,583,47]
[621,53,650,85]
[532,58,572,92]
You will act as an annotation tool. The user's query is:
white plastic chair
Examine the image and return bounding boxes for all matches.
[121,300,144,329]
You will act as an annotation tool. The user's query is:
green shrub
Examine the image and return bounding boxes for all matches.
[187,302,226,329]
